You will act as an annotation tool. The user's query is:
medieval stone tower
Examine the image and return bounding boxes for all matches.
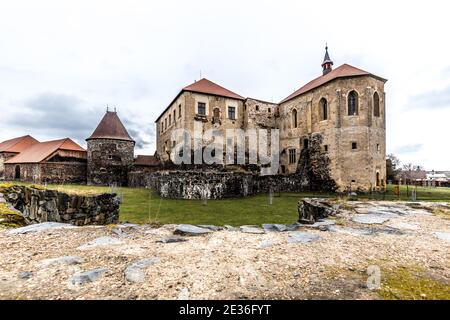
[86,111,135,186]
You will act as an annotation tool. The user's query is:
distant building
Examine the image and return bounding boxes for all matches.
[0,135,39,179]
[4,138,87,183]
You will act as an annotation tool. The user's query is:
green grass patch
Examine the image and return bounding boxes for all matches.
[2,181,450,225]
[379,266,450,300]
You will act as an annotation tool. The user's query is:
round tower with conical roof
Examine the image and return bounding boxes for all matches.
[86,111,135,186]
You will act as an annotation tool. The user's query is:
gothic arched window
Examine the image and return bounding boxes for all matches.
[348,91,359,116]
[292,109,298,128]
[373,92,380,117]
[320,98,328,120]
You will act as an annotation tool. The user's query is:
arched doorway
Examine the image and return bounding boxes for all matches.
[14,165,21,179]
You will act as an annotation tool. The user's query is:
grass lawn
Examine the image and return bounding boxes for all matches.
[2,181,450,226]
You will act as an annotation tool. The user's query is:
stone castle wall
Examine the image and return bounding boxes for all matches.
[128,170,310,199]
[4,162,86,184]
[87,139,134,186]
[1,185,120,226]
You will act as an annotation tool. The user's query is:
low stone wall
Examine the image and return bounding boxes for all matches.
[4,162,87,184]
[0,186,120,226]
[129,170,309,199]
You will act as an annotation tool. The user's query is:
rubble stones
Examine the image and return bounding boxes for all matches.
[298,198,337,224]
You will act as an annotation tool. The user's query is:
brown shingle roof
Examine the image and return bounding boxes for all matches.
[87,111,134,142]
[0,135,39,153]
[5,138,85,164]
[134,155,160,166]
[280,64,387,104]
[183,78,244,100]
[155,78,244,122]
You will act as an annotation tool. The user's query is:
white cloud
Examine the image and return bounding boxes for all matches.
[0,0,449,169]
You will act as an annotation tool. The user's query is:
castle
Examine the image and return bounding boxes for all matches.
[155,47,387,192]
[0,47,387,194]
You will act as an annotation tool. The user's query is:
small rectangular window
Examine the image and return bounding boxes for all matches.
[228,106,236,120]
[197,102,206,115]
[352,142,357,150]
[377,144,380,152]
[289,149,297,164]
[178,104,182,118]
[324,145,328,152]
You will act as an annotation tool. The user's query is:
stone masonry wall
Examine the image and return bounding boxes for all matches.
[4,162,86,184]
[128,170,309,199]
[0,185,120,226]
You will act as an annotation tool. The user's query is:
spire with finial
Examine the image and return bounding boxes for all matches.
[321,44,334,75]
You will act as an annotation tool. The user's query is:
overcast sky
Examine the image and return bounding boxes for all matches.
[0,0,449,170]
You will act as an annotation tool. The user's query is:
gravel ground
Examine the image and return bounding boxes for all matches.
[0,201,448,300]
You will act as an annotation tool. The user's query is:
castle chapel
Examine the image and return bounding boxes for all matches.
[155,47,387,192]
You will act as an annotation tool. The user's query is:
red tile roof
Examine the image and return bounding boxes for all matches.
[5,138,86,164]
[280,64,387,104]
[156,78,244,122]
[0,135,39,153]
[87,111,134,142]
[134,155,160,166]
[183,78,244,100]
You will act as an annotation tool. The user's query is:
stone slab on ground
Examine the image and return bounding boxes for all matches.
[40,256,84,268]
[352,214,390,225]
[240,226,265,234]
[77,236,124,250]
[125,258,161,283]
[70,268,108,285]
[434,232,450,242]
[157,236,188,243]
[262,224,288,232]
[8,222,76,235]
[174,224,212,236]
[287,231,321,244]
[387,222,419,231]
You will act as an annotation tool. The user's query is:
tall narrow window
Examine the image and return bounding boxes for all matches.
[373,92,380,117]
[320,98,328,120]
[292,109,298,128]
[228,106,236,120]
[289,149,297,164]
[178,104,182,118]
[164,118,167,130]
[173,110,176,122]
[348,91,359,116]
[169,114,172,126]
[197,102,206,115]
[213,108,220,122]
